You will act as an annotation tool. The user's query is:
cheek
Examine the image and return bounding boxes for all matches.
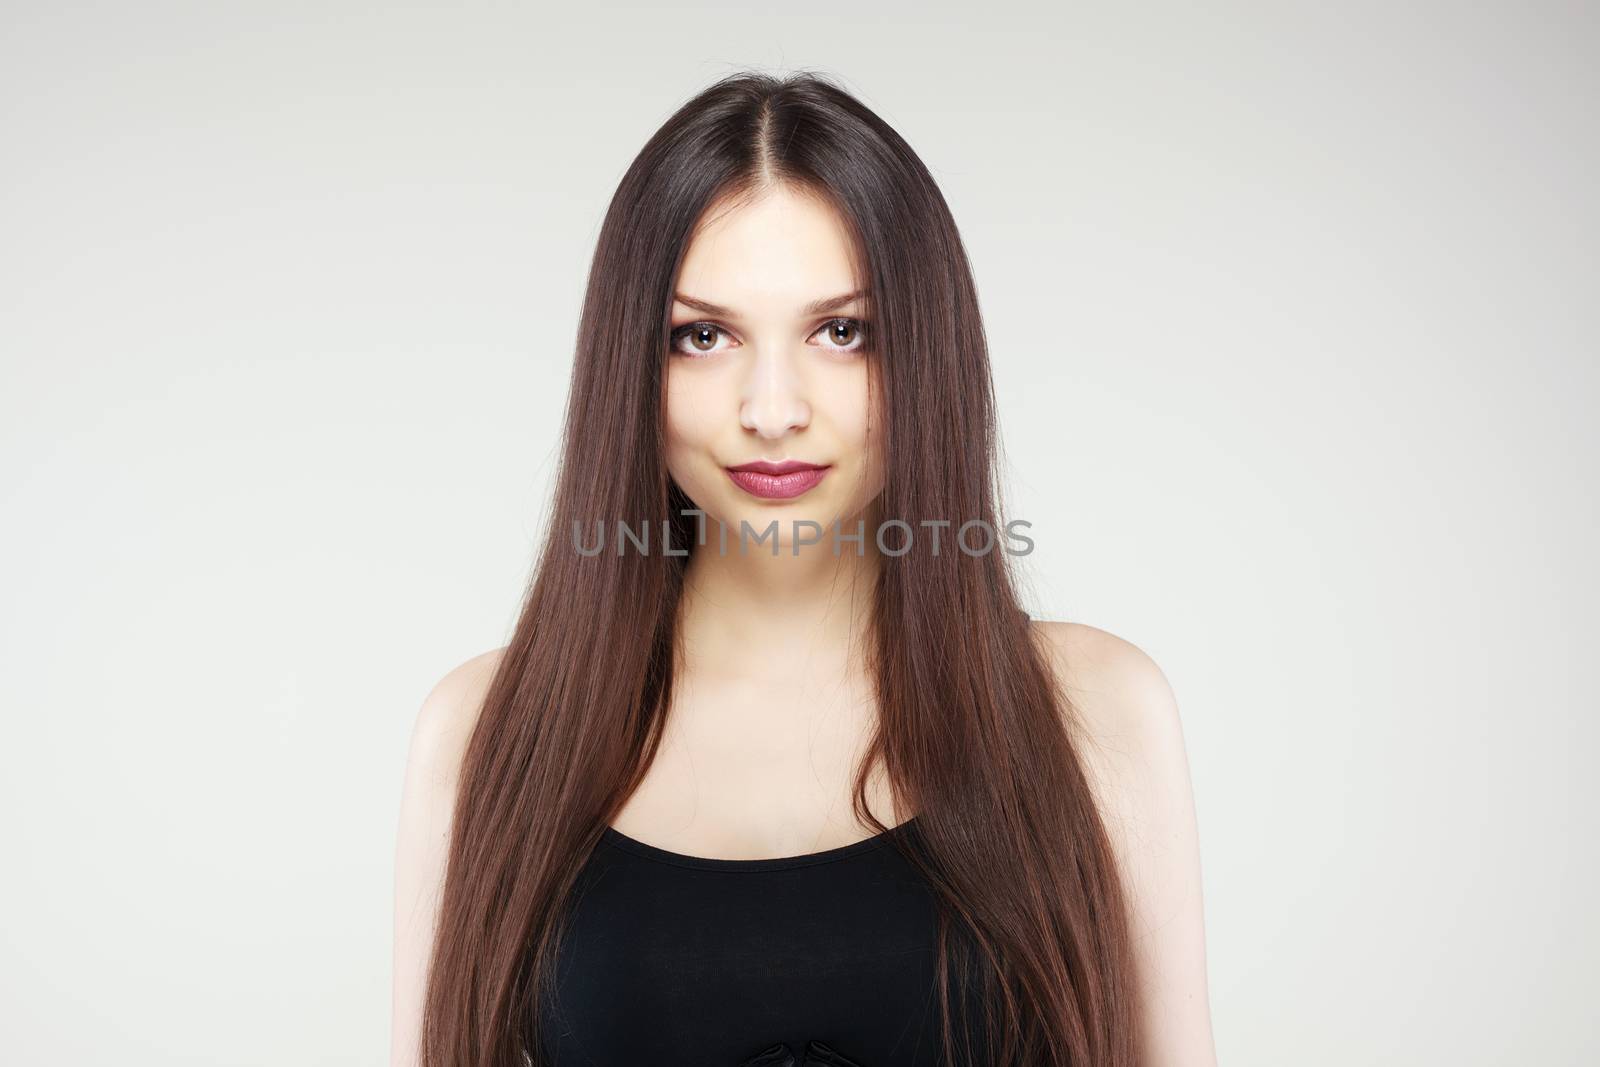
[823,362,872,440]
[828,373,886,495]
[663,368,719,482]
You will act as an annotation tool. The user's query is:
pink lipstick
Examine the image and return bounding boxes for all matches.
[725,459,831,500]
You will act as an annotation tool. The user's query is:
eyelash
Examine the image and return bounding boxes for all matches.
[667,317,871,358]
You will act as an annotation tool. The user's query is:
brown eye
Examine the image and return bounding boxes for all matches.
[814,317,867,352]
[669,323,729,357]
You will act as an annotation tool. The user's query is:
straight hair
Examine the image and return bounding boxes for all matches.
[419,69,1139,1067]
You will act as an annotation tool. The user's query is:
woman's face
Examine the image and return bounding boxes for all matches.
[664,183,885,550]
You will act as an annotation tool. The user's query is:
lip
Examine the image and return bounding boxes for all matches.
[725,459,831,500]
[728,459,828,475]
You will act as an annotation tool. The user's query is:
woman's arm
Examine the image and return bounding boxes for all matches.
[390,649,502,1067]
[1033,621,1219,1066]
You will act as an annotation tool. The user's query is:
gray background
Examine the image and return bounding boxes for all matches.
[2,1,1594,1064]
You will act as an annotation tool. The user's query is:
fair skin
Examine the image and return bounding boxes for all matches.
[626,183,899,853]
[391,183,1217,1066]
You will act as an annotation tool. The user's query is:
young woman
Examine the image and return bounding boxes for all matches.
[392,71,1215,1067]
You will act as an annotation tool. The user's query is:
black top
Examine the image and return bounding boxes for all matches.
[535,816,992,1066]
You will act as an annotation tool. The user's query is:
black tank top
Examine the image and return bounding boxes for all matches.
[535,816,993,1066]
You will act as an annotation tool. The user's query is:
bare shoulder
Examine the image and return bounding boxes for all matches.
[391,645,509,1067]
[1027,619,1217,1063]
[1027,619,1182,761]
[405,646,509,786]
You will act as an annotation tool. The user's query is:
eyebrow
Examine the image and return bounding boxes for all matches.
[671,288,869,318]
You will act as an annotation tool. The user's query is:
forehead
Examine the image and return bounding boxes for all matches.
[675,185,863,310]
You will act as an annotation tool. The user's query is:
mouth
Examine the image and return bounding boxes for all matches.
[725,459,832,500]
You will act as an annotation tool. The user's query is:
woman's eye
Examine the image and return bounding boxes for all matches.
[813,317,868,353]
[669,323,731,357]
[669,319,869,356]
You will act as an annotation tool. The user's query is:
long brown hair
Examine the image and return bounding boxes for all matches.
[419,70,1138,1067]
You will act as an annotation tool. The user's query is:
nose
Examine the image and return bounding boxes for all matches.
[738,341,811,439]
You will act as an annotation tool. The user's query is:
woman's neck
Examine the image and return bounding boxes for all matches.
[675,513,883,684]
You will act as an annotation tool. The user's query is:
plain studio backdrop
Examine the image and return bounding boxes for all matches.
[1,2,1594,1064]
